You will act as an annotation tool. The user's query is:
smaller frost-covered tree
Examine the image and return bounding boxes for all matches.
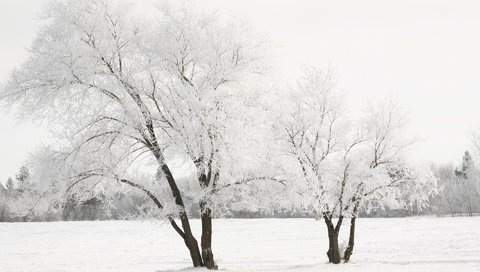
[277,68,438,264]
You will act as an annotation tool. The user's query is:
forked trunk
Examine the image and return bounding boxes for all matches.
[160,164,204,268]
[200,203,218,270]
[324,216,342,264]
[326,227,341,263]
[343,216,356,263]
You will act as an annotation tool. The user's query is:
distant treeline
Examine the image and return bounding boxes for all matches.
[1,151,479,222]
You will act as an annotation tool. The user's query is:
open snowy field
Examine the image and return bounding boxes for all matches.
[1,217,479,272]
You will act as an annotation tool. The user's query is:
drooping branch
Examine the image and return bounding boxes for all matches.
[65,170,186,239]
[118,177,186,239]
[212,176,287,194]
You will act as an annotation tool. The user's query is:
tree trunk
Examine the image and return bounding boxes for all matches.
[200,202,217,270]
[198,171,218,270]
[183,233,204,267]
[160,164,204,268]
[324,216,341,264]
[343,216,356,263]
[468,200,473,216]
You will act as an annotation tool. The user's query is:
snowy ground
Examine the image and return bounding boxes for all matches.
[1,217,479,272]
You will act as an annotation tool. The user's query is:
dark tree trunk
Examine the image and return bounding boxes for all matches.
[183,233,204,267]
[198,171,218,270]
[324,215,342,264]
[160,164,204,268]
[326,227,341,264]
[343,216,356,263]
[137,101,205,268]
[200,202,217,270]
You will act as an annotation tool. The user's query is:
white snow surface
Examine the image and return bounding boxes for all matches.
[1,217,479,272]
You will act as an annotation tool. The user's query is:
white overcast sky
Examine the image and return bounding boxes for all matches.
[1,0,480,181]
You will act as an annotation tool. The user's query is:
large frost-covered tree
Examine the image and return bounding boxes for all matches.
[1,0,273,269]
[277,68,438,263]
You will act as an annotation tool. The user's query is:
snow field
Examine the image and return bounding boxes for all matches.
[1,217,479,272]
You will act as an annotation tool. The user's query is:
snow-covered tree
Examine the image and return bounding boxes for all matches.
[276,68,438,263]
[447,150,480,215]
[1,177,16,221]
[455,151,473,179]
[454,151,479,215]
[431,151,480,217]
[0,167,42,221]
[5,177,15,192]
[4,166,41,221]
[1,0,273,269]
[15,166,31,193]
[0,182,7,221]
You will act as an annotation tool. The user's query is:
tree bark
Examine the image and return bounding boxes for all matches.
[324,216,341,264]
[343,216,356,263]
[200,201,218,270]
[198,170,218,270]
[183,233,203,267]
[160,164,203,268]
